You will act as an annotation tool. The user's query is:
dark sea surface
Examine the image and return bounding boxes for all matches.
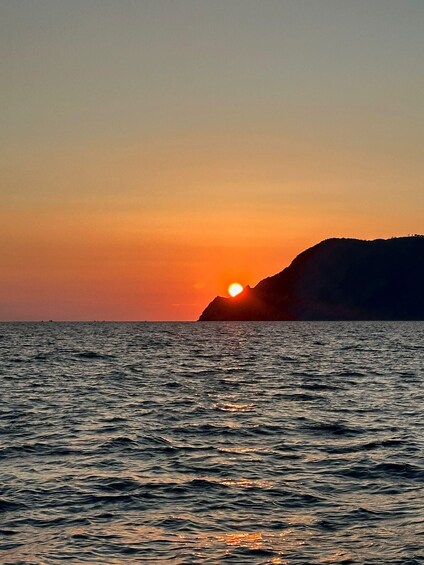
[1,322,423,564]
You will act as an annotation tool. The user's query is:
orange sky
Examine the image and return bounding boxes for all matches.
[1,1,423,320]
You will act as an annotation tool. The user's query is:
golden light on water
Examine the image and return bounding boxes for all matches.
[228,283,244,297]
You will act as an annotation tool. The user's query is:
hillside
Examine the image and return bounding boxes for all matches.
[199,236,424,321]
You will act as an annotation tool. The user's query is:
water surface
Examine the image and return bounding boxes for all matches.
[1,322,423,563]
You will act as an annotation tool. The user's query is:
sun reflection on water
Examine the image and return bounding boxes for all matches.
[219,477,274,489]
[216,528,307,563]
[215,402,255,412]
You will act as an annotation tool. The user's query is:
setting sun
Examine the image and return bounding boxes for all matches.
[228,283,244,297]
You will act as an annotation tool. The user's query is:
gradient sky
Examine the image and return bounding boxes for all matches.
[1,0,423,320]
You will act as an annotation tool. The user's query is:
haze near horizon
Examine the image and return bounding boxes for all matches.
[1,0,423,320]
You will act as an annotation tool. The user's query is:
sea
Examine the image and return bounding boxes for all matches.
[1,322,423,564]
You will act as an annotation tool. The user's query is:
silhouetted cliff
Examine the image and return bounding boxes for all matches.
[199,236,424,321]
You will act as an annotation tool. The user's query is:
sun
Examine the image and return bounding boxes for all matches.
[228,283,244,297]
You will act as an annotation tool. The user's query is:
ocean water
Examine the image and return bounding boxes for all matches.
[1,322,423,565]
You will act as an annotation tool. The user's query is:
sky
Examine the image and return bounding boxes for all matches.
[1,0,423,321]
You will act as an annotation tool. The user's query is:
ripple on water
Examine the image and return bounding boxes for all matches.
[0,321,423,564]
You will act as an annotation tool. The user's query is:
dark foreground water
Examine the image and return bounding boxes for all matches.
[1,322,423,564]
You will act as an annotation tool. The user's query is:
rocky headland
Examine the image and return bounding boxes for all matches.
[199,236,424,321]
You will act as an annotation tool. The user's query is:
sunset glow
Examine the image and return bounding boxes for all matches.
[228,283,244,297]
[0,2,422,321]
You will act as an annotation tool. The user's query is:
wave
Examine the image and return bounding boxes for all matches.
[1,321,423,563]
